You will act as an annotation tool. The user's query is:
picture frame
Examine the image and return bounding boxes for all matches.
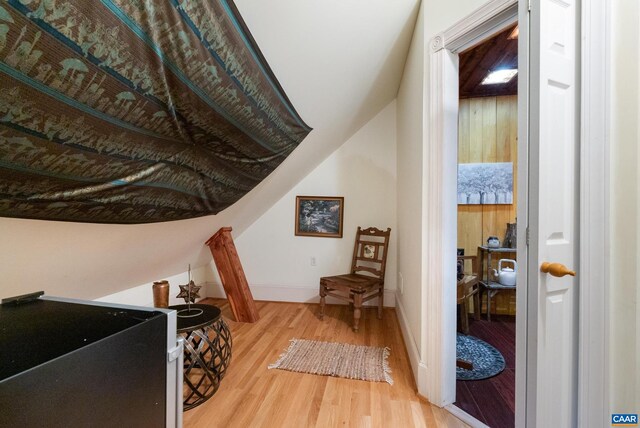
[295,196,344,238]
[457,162,514,205]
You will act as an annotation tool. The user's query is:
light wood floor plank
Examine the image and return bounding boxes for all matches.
[183,299,468,428]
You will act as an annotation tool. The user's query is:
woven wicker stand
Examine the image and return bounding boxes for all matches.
[171,304,232,410]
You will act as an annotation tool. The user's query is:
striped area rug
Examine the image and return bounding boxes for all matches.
[268,339,393,384]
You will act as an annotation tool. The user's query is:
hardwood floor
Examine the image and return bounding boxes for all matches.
[454,315,516,428]
[184,299,469,428]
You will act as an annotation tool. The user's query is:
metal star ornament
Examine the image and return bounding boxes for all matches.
[177,280,201,304]
[176,264,201,306]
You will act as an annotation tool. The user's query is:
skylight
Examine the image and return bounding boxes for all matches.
[481,69,518,85]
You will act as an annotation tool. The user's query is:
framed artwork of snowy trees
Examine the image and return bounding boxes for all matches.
[457,162,513,205]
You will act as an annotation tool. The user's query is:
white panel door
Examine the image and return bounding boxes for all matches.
[527,0,579,426]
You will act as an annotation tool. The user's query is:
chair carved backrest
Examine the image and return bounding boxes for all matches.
[350,227,392,281]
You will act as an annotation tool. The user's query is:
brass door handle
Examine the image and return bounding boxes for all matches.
[540,262,576,277]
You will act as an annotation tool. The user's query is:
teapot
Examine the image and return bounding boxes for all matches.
[492,259,517,286]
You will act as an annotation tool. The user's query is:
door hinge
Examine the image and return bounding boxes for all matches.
[526,227,530,246]
[528,0,531,12]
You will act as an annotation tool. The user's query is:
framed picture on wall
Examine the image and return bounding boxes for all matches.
[457,162,514,204]
[295,196,344,238]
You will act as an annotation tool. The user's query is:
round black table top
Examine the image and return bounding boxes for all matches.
[168,304,221,333]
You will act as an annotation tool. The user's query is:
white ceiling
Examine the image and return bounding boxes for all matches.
[0,0,420,299]
[227,0,420,229]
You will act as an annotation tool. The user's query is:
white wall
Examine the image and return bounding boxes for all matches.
[394,0,487,393]
[0,215,223,301]
[95,265,211,307]
[216,101,397,305]
[423,0,490,38]
[609,0,640,413]
[395,1,425,358]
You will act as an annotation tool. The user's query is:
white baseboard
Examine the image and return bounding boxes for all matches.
[395,292,428,396]
[206,282,396,307]
[444,405,490,428]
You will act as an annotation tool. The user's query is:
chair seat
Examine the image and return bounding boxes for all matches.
[457,274,479,335]
[320,273,382,292]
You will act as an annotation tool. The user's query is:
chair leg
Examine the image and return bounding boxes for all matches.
[461,300,469,335]
[319,283,326,320]
[473,292,481,321]
[353,293,363,332]
[487,291,493,322]
[377,288,383,320]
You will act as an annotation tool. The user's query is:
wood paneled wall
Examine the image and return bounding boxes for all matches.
[458,95,517,315]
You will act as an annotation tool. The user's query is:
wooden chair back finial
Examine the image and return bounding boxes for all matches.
[350,227,392,279]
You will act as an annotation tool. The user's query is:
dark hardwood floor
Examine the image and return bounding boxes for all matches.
[455,314,516,428]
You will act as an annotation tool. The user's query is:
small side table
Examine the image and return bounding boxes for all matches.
[170,304,232,410]
[477,246,517,321]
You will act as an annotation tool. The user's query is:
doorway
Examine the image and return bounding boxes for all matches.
[426,0,605,426]
[454,23,518,428]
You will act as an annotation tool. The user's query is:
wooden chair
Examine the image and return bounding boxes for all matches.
[457,255,481,334]
[319,227,391,332]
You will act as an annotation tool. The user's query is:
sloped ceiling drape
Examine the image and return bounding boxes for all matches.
[0,0,311,223]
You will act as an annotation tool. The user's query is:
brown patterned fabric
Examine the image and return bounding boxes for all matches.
[0,0,310,223]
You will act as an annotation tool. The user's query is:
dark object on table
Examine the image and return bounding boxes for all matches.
[0,296,177,428]
[503,222,517,248]
[171,304,232,410]
[206,227,260,322]
[457,261,464,281]
[456,249,465,281]
[319,227,391,332]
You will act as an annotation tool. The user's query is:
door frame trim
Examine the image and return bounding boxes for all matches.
[424,0,518,407]
[425,0,610,424]
[578,0,610,425]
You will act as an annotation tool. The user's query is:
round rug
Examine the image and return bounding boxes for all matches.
[456,334,505,380]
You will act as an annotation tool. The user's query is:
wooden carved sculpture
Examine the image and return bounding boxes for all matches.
[206,227,259,323]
